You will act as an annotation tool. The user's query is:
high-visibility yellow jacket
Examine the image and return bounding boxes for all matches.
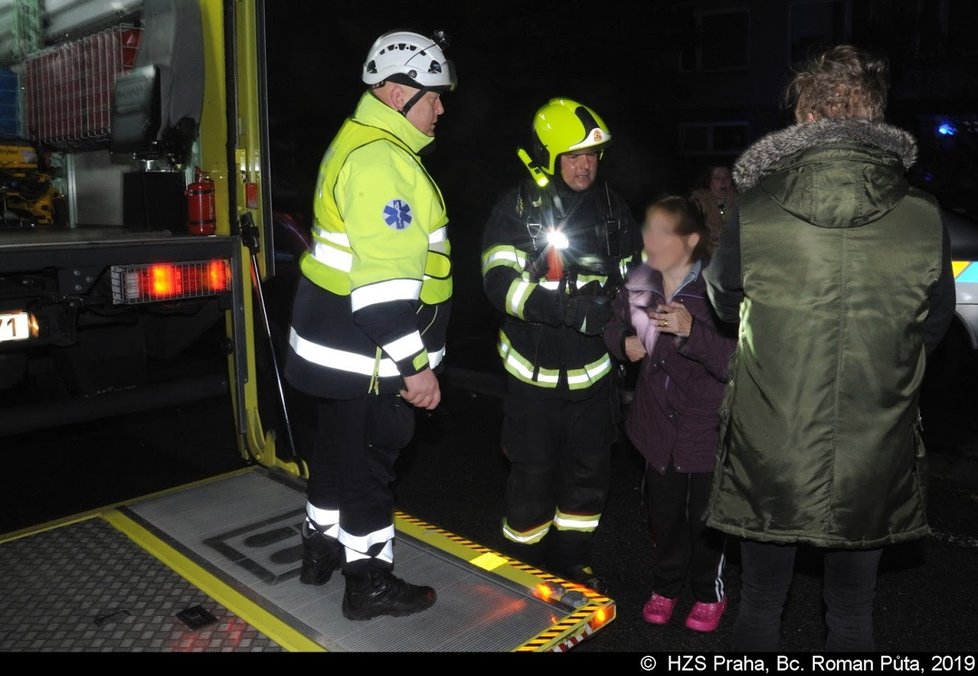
[285,92,452,398]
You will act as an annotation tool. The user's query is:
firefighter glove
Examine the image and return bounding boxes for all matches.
[563,293,613,336]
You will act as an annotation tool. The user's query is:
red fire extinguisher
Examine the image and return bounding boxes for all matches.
[186,169,216,236]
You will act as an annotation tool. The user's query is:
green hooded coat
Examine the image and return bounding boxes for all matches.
[704,120,954,548]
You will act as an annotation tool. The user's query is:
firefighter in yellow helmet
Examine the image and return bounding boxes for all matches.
[284,29,456,621]
[481,98,640,593]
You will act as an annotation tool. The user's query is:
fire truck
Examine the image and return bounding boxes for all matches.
[0,0,616,652]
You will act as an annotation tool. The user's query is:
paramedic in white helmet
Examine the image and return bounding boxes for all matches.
[284,29,456,621]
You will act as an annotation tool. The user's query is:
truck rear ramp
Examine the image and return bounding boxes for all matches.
[0,467,615,652]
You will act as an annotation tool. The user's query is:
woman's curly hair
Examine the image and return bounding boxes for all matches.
[786,45,889,123]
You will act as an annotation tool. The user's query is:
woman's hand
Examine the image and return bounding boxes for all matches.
[650,302,693,338]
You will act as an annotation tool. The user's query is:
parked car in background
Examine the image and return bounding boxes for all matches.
[945,208,978,353]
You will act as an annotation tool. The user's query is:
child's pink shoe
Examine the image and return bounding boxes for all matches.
[684,597,728,633]
[642,593,677,625]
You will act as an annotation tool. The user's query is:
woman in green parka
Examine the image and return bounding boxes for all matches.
[703,45,956,651]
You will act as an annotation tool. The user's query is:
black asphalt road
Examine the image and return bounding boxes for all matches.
[3,360,976,654]
[398,369,978,653]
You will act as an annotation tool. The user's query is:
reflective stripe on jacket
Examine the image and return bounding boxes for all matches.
[285,92,451,398]
[481,181,638,400]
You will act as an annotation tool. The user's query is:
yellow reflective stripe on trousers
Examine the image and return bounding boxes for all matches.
[502,519,550,544]
[350,279,423,312]
[290,327,443,377]
[553,510,601,532]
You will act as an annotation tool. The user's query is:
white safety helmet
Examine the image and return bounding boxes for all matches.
[362,30,457,93]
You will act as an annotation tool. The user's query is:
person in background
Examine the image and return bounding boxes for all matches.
[689,164,736,247]
[704,44,956,651]
[604,196,736,633]
[481,98,639,593]
[284,29,457,621]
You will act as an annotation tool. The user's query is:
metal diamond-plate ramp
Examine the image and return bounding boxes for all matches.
[0,519,282,652]
[124,471,585,651]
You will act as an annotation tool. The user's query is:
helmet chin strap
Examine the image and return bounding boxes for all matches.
[400,87,429,117]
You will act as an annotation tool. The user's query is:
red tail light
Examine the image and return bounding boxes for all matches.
[111,259,232,304]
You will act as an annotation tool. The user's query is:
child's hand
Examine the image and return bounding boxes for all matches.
[624,335,647,362]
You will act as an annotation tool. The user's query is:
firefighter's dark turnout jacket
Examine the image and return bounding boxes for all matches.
[481,178,638,400]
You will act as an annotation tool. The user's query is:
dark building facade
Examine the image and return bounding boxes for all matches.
[645,0,978,215]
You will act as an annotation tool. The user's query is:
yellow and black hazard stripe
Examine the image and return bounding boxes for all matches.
[517,604,616,652]
[394,510,615,652]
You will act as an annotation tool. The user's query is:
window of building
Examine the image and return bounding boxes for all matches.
[680,8,750,72]
[679,122,750,156]
[788,0,851,64]
[945,0,978,54]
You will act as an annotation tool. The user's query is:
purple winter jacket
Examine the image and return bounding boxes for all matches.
[604,262,738,474]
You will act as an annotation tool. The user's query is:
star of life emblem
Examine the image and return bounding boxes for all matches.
[383,199,413,230]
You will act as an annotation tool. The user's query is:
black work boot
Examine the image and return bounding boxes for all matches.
[341,569,436,621]
[299,521,342,586]
[556,563,609,595]
[547,530,609,594]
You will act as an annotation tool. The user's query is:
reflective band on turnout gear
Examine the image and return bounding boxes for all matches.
[481,245,527,275]
[553,510,601,532]
[497,331,612,389]
[506,279,534,318]
[502,519,550,544]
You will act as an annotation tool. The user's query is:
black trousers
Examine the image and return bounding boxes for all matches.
[306,394,415,573]
[502,383,615,566]
[733,540,884,652]
[643,464,726,602]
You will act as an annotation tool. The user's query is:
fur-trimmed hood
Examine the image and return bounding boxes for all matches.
[733,120,919,229]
